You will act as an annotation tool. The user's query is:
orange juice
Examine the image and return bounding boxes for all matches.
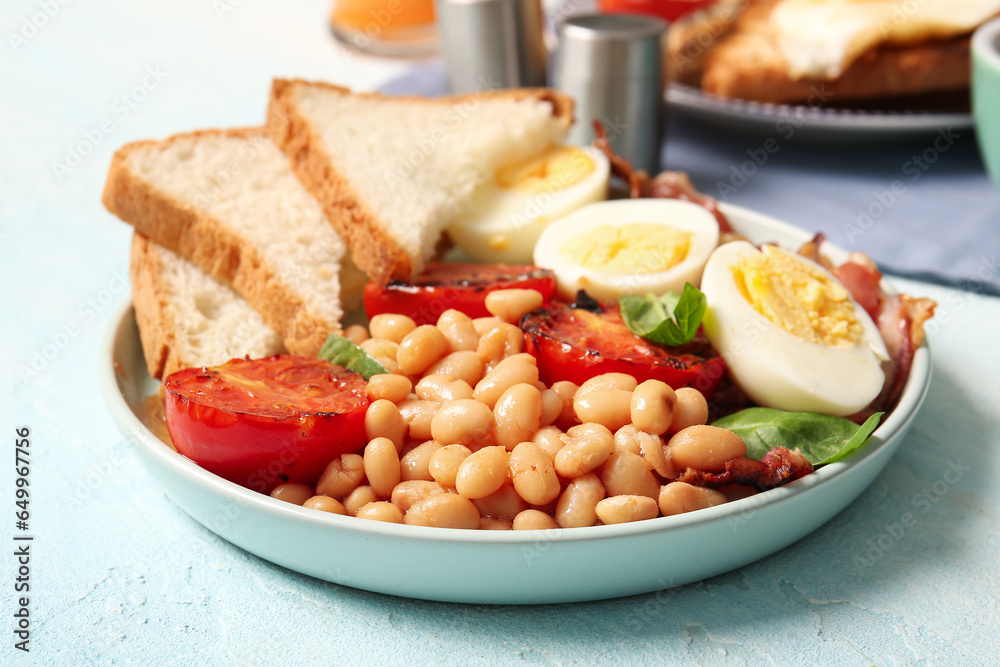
[331,0,438,55]
[333,0,435,31]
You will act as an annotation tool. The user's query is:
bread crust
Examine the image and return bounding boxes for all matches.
[103,127,338,357]
[130,232,175,379]
[699,0,977,104]
[267,79,575,285]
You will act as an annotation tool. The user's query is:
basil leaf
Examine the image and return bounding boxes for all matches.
[619,283,707,346]
[317,334,388,380]
[819,412,882,465]
[712,408,884,465]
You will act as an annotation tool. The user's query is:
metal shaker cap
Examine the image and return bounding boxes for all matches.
[436,0,547,94]
[553,13,667,173]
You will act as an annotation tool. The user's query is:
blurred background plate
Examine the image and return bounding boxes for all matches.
[666,83,974,142]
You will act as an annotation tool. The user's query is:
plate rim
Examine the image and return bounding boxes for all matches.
[98,200,933,548]
[666,82,974,135]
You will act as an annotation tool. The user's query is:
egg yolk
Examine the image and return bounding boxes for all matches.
[560,223,692,276]
[732,245,862,347]
[495,146,595,194]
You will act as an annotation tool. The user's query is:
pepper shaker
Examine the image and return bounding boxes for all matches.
[553,13,667,174]
[436,0,548,94]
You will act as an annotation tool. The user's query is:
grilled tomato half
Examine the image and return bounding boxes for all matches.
[520,301,727,396]
[364,262,557,325]
[164,356,369,493]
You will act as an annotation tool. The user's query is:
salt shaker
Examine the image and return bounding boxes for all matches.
[436,0,548,94]
[553,13,667,174]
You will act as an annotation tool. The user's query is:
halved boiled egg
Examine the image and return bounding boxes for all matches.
[532,198,721,303]
[701,241,889,416]
[448,146,610,264]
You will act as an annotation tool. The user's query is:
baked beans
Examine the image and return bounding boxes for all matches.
[554,429,614,478]
[509,442,560,505]
[398,399,440,442]
[270,482,313,506]
[484,288,544,324]
[437,309,479,352]
[316,454,365,498]
[343,485,379,516]
[397,325,450,375]
[360,337,399,361]
[476,322,525,368]
[473,354,538,408]
[400,440,444,481]
[512,509,559,530]
[428,444,472,487]
[391,480,448,512]
[601,451,660,499]
[426,350,485,386]
[658,482,728,516]
[455,445,509,499]
[630,380,677,435]
[303,495,347,515]
[670,387,710,432]
[365,400,407,453]
[595,495,659,524]
[365,374,412,403]
[276,307,759,530]
[404,494,481,529]
[343,324,369,345]
[415,374,474,403]
[355,501,404,523]
[668,425,747,473]
[493,383,544,450]
[364,437,401,498]
[555,474,605,528]
[430,399,494,448]
[368,313,416,343]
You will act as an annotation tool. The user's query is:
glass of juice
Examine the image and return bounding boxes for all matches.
[330,0,438,57]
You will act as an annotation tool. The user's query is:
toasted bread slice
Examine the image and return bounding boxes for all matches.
[130,233,285,379]
[267,80,574,285]
[701,0,975,104]
[103,128,351,356]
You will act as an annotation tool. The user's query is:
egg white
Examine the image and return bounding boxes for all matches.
[447,146,610,264]
[773,0,1000,79]
[701,241,889,416]
[532,198,721,303]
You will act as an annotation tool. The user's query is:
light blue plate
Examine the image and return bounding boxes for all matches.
[99,204,931,604]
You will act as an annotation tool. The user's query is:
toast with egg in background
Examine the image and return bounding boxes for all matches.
[267,79,575,285]
[129,233,285,379]
[102,127,364,362]
[670,0,1000,106]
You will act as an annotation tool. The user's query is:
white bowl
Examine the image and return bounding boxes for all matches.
[99,203,932,604]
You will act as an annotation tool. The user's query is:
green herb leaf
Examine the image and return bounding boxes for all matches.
[819,412,882,465]
[317,334,388,381]
[619,283,707,346]
[712,408,884,465]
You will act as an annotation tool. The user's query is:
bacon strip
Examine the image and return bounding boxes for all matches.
[592,122,734,234]
[677,447,814,491]
[798,238,936,415]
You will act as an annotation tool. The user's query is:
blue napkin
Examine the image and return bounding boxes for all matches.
[380,61,1000,296]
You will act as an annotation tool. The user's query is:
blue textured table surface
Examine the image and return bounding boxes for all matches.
[2,1,999,664]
